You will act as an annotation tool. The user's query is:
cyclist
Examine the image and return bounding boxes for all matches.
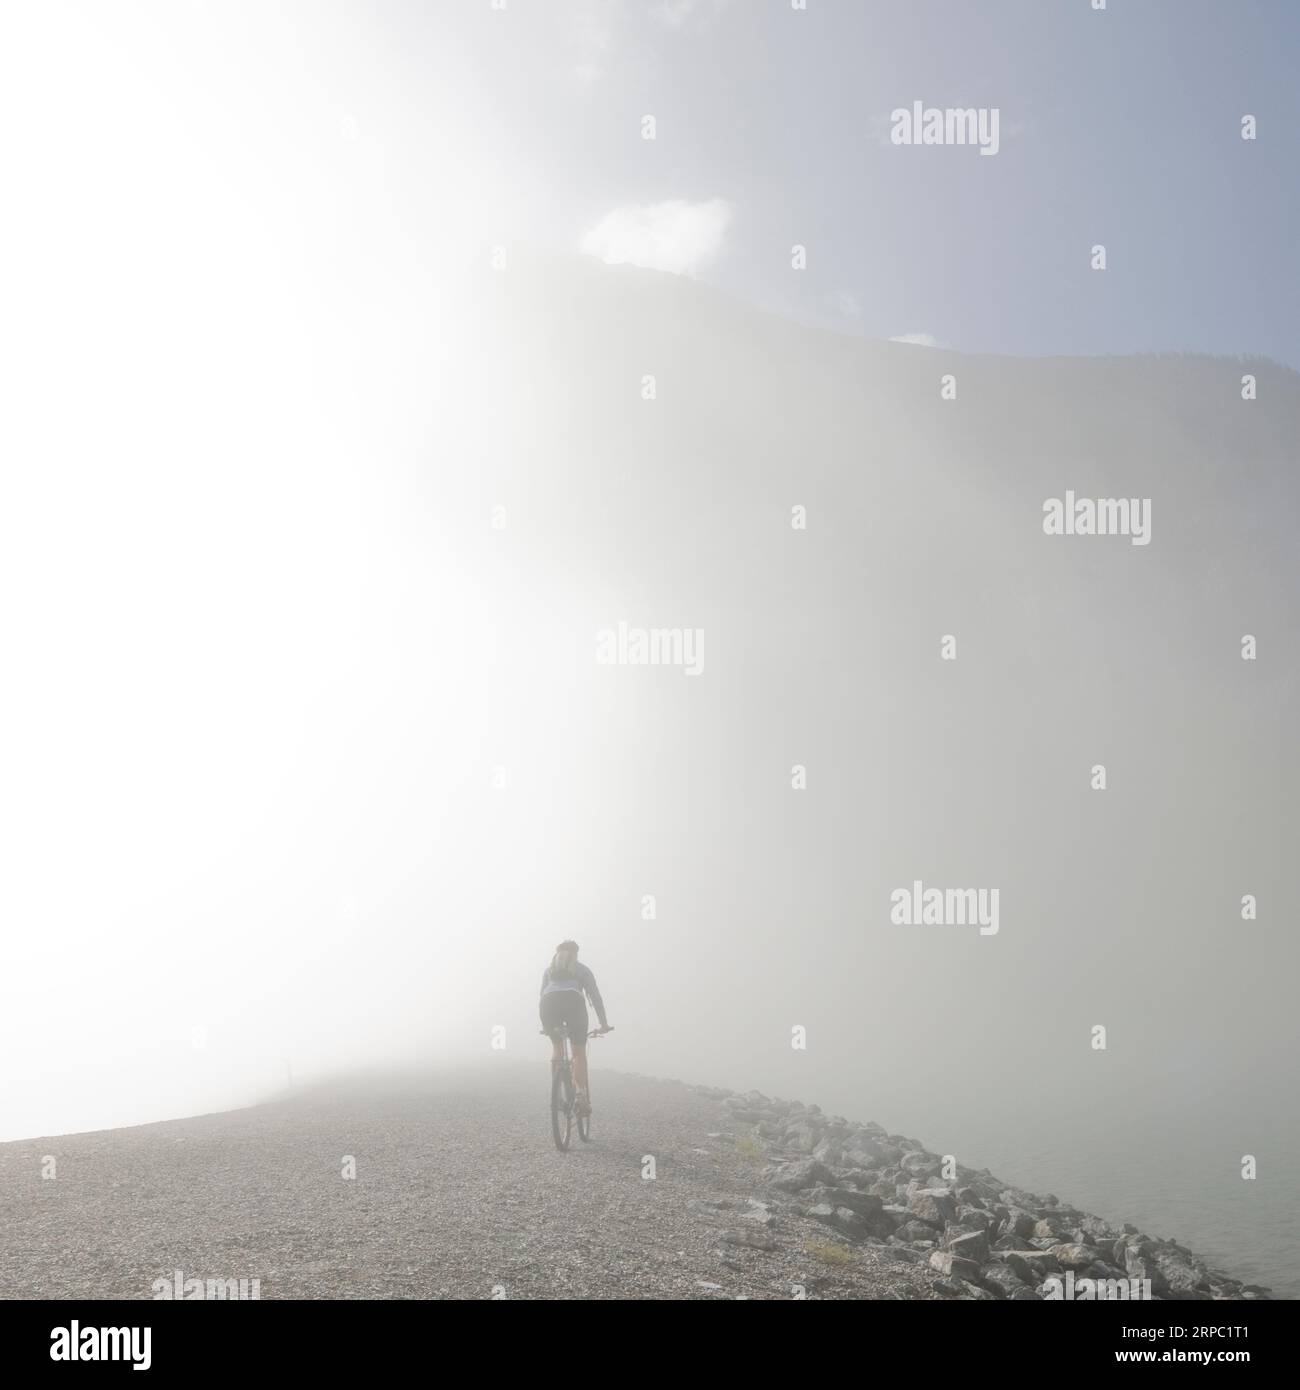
[540,940,610,1116]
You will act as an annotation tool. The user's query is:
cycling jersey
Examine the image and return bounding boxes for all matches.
[539,962,608,1029]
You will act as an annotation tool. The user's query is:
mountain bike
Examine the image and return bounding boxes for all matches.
[541,1024,611,1151]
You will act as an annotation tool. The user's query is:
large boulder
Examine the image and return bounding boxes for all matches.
[816,1187,883,1218]
[768,1157,833,1192]
[980,1265,1028,1299]
[785,1122,820,1154]
[946,1229,991,1264]
[999,1249,1064,1281]
[812,1138,845,1166]
[805,1204,867,1240]
[955,1206,995,1234]
[908,1189,959,1227]
[1123,1247,1170,1294]
[1001,1210,1037,1241]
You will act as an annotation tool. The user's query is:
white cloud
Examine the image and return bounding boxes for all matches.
[890,332,945,348]
[580,198,732,275]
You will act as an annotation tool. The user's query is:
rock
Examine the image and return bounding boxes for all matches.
[741,1198,775,1226]
[811,1186,882,1218]
[1001,1210,1037,1240]
[1033,1215,1071,1239]
[900,1151,942,1176]
[805,1204,867,1239]
[1124,1248,1170,1294]
[842,1138,889,1166]
[785,1123,819,1154]
[768,1158,832,1192]
[1152,1248,1211,1293]
[980,1264,1028,1298]
[946,1229,990,1264]
[812,1139,844,1166]
[723,1230,776,1252]
[908,1190,958,1227]
[1049,1243,1103,1270]
[999,1249,1063,1280]
[830,1166,877,1188]
[929,1250,982,1282]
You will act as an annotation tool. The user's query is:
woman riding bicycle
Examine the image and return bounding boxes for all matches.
[540,940,610,1116]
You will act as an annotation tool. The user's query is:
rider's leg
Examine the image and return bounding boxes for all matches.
[550,1036,564,1072]
[573,1043,589,1095]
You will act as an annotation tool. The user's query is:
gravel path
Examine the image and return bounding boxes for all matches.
[0,1067,940,1300]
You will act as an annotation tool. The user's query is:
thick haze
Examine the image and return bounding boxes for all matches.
[1,0,1296,1169]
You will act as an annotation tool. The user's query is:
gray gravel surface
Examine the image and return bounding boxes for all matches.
[0,1068,941,1300]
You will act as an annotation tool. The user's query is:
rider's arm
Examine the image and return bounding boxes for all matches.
[578,964,608,1029]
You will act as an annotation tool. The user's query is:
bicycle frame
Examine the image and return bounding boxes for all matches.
[543,1024,607,1151]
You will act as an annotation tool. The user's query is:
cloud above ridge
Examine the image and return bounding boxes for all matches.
[580,198,732,275]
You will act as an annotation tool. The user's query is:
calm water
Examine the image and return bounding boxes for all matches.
[836,1073,1299,1299]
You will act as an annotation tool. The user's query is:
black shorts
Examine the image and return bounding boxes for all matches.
[540,989,589,1046]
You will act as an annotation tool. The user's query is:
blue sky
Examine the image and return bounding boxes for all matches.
[395,0,1300,366]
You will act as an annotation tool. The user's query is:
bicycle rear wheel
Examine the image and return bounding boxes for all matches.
[551,1062,574,1151]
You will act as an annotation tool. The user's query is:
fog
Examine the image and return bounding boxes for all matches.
[2,3,1296,1156]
